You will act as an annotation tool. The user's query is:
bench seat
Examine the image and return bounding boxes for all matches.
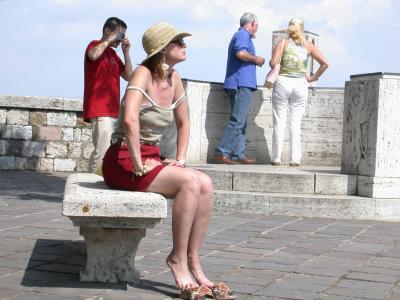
[62,173,168,283]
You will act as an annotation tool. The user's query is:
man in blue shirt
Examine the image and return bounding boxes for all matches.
[214,12,265,164]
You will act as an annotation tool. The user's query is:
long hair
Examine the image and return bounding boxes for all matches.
[141,53,164,82]
[287,24,304,45]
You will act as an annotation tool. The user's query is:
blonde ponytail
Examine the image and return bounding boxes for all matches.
[287,24,304,45]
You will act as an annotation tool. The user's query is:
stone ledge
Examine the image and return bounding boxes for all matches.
[0,95,82,111]
[63,173,168,220]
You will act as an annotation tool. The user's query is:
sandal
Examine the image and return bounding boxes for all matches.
[211,282,237,300]
[179,284,213,300]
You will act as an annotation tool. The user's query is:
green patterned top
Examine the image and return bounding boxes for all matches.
[279,39,309,78]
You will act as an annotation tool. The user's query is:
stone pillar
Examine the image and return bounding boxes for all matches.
[341,73,400,198]
[80,227,146,284]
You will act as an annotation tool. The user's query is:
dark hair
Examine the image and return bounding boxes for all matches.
[141,53,164,82]
[102,17,127,34]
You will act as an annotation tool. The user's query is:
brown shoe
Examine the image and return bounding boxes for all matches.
[233,157,256,164]
[289,162,300,167]
[271,161,281,166]
[213,155,235,164]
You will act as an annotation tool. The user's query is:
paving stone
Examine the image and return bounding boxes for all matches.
[5,291,84,299]
[0,266,20,276]
[255,286,320,299]
[266,273,338,293]
[345,271,399,284]
[205,250,261,261]
[1,171,400,300]
[325,287,389,299]
[352,265,400,277]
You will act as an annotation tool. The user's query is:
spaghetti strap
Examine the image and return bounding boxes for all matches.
[170,94,186,109]
[126,85,185,111]
[126,86,158,106]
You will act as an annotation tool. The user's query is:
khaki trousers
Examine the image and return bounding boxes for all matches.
[88,117,115,173]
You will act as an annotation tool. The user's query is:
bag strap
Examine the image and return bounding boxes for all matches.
[278,39,285,64]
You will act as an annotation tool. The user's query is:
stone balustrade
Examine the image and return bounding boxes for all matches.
[0,80,345,171]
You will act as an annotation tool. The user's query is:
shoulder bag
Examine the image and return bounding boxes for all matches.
[264,39,285,89]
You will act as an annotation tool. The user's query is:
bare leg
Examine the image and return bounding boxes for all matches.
[147,166,202,290]
[185,169,214,287]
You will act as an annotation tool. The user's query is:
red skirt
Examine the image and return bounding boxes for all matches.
[102,143,165,192]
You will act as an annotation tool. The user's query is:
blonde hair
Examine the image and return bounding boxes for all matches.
[287,24,304,45]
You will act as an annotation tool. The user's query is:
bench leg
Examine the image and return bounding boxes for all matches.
[79,227,145,284]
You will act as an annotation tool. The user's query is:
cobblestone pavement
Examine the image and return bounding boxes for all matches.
[1,170,400,300]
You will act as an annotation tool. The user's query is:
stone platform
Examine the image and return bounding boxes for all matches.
[192,164,400,221]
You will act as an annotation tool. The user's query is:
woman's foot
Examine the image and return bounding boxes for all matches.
[166,253,199,291]
[188,256,214,288]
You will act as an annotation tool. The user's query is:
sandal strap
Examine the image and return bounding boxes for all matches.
[211,282,237,299]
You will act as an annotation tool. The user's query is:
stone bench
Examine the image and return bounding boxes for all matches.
[62,173,167,284]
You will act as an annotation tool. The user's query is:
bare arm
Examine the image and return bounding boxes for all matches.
[123,66,150,172]
[306,42,329,83]
[87,39,112,61]
[269,39,286,68]
[172,72,190,162]
[236,51,265,67]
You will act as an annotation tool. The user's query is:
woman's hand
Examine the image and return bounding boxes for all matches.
[306,75,315,83]
[144,158,163,171]
[132,159,162,179]
[162,158,185,167]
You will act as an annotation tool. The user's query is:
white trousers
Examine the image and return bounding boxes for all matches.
[271,76,308,164]
[88,117,115,172]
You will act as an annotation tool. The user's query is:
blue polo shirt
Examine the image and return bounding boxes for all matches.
[223,28,257,90]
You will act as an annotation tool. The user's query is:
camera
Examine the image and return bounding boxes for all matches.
[115,32,125,42]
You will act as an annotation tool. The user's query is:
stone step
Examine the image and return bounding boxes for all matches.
[213,190,394,221]
[192,164,357,195]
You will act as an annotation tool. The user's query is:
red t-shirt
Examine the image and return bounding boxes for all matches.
[83,40,125,121]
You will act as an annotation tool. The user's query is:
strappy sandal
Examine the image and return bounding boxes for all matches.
[211,282,237,300]
[179,284,213,300]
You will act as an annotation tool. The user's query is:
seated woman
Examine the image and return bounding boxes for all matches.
[102,22,236,300]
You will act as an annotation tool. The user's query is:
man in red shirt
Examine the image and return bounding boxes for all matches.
[83,17,133,173]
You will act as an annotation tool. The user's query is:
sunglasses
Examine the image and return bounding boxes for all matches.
[171,38,186,47]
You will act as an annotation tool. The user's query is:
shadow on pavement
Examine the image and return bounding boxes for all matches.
[21,239,179,298]
[131,279,179,298]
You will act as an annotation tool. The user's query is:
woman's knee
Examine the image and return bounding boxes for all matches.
[179,171,202,194]
[199,173,214,195]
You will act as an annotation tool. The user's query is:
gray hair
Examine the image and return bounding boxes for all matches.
[240,12,258,27]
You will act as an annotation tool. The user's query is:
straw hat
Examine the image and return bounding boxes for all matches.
[288,18,304,31]
[142,22,191,63]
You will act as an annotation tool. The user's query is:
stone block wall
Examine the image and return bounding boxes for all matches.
[0,80,345,171]
[0,96,93,171]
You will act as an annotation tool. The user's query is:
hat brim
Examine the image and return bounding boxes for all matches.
[141,31,192,64]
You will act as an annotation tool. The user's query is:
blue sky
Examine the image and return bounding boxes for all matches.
[0,0,399,99]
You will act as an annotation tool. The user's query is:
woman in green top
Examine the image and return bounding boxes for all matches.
[269,18,329,166]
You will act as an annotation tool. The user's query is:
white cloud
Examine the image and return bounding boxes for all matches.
[53,0,186,10]
[303,0,393,30]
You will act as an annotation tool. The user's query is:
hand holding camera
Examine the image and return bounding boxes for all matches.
[107,31,124,43]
